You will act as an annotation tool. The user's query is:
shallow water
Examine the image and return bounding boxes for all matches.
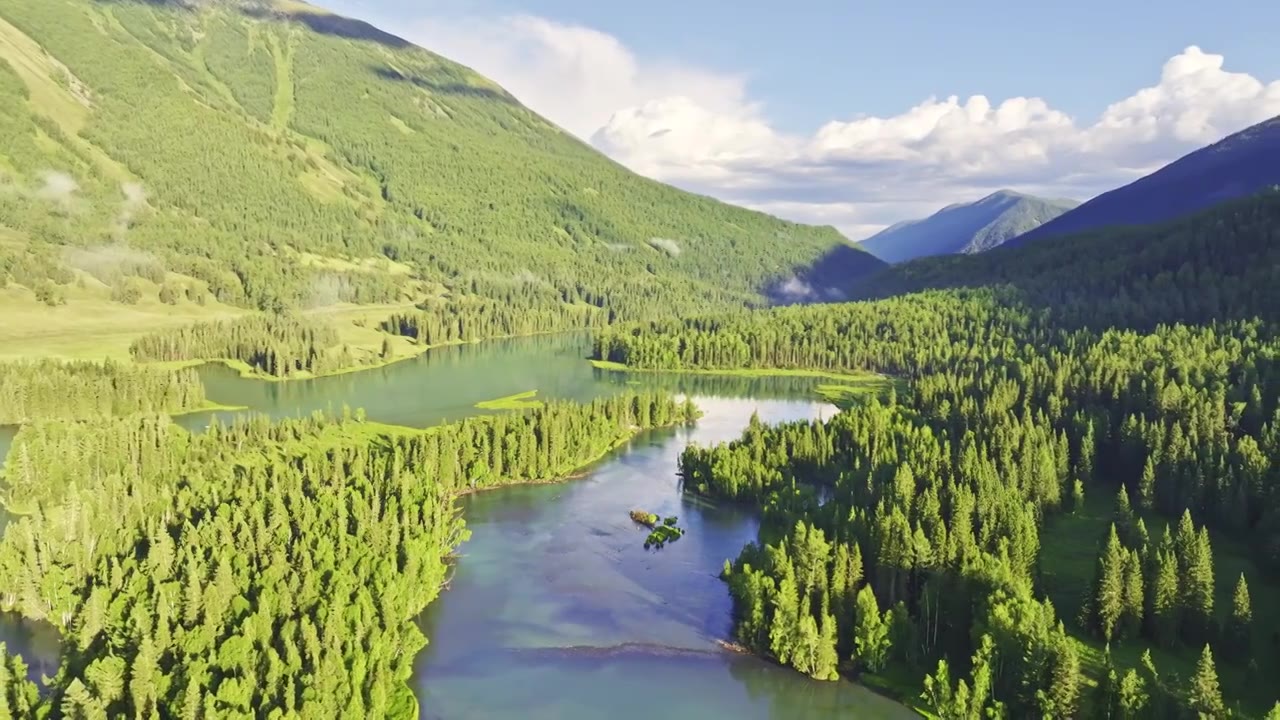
[413,396,913,719]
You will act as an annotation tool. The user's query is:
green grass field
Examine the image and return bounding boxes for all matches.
[1040,491,1279,716]
[0,274,245,362]
[475,390,543,411]
[0,272,431,376]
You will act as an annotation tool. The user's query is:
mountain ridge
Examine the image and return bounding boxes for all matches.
[857,190,1078,263]
[1009,114,1280,246]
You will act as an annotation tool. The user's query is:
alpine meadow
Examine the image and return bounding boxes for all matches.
[1,0,1279,719]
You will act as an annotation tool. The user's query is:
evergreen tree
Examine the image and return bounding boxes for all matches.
[1093,525,1127,640]
[1183,527,1216,643]
[1149,548,1181,647]
[1116,669,1148,719]
[1227,574,1252,661]
[1121,549,1145,639]
[1138,457,1157,511]
[1187,645,1226,719]
[853,585,891,673]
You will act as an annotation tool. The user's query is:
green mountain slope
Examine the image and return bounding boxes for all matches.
[0,0,879,324]
[856,188,1280,329]
[857,190,1078,263]
[1009,114,1280,246]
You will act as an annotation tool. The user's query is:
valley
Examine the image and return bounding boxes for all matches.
[0,0,1278,718]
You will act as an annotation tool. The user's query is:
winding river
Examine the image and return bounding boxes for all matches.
[0,334,913,718]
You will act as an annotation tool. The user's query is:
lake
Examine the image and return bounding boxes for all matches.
[0,334,912,718]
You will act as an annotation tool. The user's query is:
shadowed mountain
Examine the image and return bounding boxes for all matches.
[857,188,1280,329]
[768,242,886,304]
[857,190,1078,263]
[1009,114,1280,246]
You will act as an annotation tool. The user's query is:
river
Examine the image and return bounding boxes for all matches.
[0,334,913,718]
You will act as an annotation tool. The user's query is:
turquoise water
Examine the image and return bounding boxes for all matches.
[176,333,838,431]
[413,396,912,719]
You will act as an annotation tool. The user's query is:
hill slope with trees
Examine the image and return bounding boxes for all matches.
[0,0,879,330]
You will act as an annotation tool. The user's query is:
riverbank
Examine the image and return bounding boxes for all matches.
[590,359,901,399]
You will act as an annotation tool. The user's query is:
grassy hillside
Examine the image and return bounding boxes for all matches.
[1010,114,1280,246]
[858,190,1078,262]
[857,189,1280,330]
[0,0,879,355]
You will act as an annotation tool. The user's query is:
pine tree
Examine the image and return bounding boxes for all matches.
[1043,628,1081,718]
[1183,527,1216,643]
[1121,549,1144,639]
[1227,574,1252,660]
[769,574,800,666]
[1094,525,1127,640]
[1115,485,1135,541]
[922,659,954,718]
[1138,456,1157,511]
[1149,548,1180,647]
[1116,669,1148,719]
[816,607,840,681]
[853,585,891,672]
[1072,479,1085,514]
[1187,645,1225,719]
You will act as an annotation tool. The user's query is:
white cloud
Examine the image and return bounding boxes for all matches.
[404,14,754,140]
[398,10,1280,240]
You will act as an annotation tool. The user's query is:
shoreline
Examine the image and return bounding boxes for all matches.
[589,358,895,385]
[150,328,587,383]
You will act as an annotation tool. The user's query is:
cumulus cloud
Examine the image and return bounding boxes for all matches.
[403,14,754,140]
[395,10,1280,240]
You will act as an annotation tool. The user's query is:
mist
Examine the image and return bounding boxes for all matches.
[646,237,682,256]
[34,170,79,210]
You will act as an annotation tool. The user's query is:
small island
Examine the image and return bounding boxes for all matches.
[630,510,686,549]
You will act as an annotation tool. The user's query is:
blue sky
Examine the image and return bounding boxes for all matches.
[324,0,1280,239]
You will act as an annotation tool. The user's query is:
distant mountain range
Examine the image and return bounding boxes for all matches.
[1009,114,1280,246]
[857,190,1079,263]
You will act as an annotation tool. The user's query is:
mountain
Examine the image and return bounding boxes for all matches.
[857,190,1078,263]
[0,0,881,322]
[1009,115,1280,246]
[856,188,1280,329]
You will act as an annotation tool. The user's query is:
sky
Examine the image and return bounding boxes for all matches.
[323,0,1280,241]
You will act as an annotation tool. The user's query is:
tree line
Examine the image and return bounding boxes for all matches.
[0,360,205,425]
[129,314,351,379]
